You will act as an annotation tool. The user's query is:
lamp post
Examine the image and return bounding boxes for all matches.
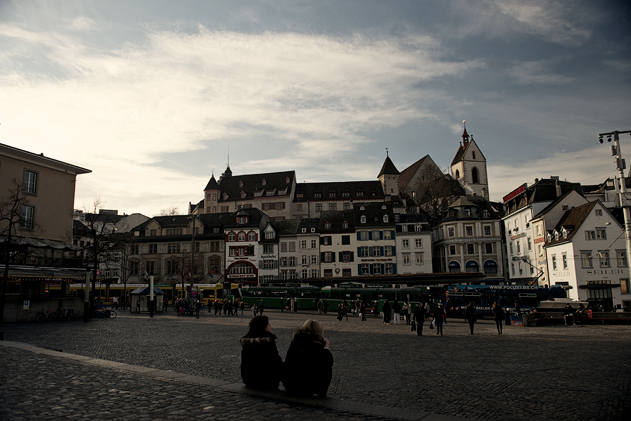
[599,130,631,289]
[188,215,200,304]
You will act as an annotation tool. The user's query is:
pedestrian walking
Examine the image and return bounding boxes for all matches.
[413,302,426,336]
[360,301,367,321]
[195,300,201,319]
[372,300,379,317]
[382,300,391,324]
[342,303,348,321]
[280,297,284,312]
[433,303,445,336]
[113,296,118,310]
[258,302,264,316]
[465,302,476,335]
[402,301,410,325]
[493,302,504,335]
[392,300,401,324]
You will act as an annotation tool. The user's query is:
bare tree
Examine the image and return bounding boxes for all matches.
[159,206,179,216]
[0,179,41,323]
[406,168,464,223]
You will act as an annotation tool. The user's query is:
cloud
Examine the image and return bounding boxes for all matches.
[0,23,483,215]
[488,146,616,202]
[69,16,98,31]
[508,60,574,85]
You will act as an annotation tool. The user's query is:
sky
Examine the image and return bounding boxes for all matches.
[1,0,630,217]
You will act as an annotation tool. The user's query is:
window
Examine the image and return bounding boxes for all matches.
[145,261,155,275]
[373,264,381,274]
[228,232,236,241]
[167,243,180,253]
[359,231,368,241]
[23,170,38,195]
[562,253,568,270]
[130,261,139,276]
[595,209,603,216]
[311,255,317,264]
[596,228,607,240]
[621,279,629,294]
[343,202,351,210]
[373,230,380,240]
[148,244,157,254]
[384,231,392,240]
[343,268,351,277]
[342,251,351,263]
[552,255,557,270]
[263,244,274,254]
[360,246,369,257]
[383,215,389,223]
[280,257,288,267]
[370,246,380,257]
[311,240,317,248]
[289,242,295,252]
[166,260,178,274]
[415,253,423,265]
[599,250,610,268]
[325,222,332,229]
[310,269,319,278]
[297,204,303,211]
[484,260,498,274]
[586,231,596,240]
[466,226,473,236]
[415,238,422,248]
[248,232,256,241]
[360,215,366,224]
[402,239,409,249]
[238,232,246,241]
[329,203,337,211]
[449,245,456,255]
[237,216,248,224]
[448,227,455,237]
[265,231,274,240]
[617,250,627,267]
[281,242,287,252]
[20,205,35,229]
[517,241,521,254]
[315,204,322,212]
[464,208,471,217]
[581,251,593,268]
[403,254,410,265]
[342,235,350,245]
[323,252,333,263]
[485,243,493,254]
[321,236,331,246]
[467,244,475,254]
[289,257,296,266]
[221,206,229,212]
[527,237,532,251]
[300,240,307,249]
[483,226,491,236]
[384,246,393,256]
[301,269,308,279]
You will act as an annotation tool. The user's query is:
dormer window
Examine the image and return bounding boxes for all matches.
[360,215,366,224]
[329,192,336,198]
[314,192,321,198]
[302,228,306,233]
[266,189,275,196]
[325,222,331,230]
[546,233,551,242]
[481,210,489,218]
[464,208,471,217]
[343,221,349,229]
[223,193,229,200]
[342,191,350,197]
[360,206,365,211]
[382,205,387,210]
[383,215,389,223]
[241,191,246,199]
[239,180,244,187]
[261,179,266,186]
[554,231,559,240]
[311,228,316,233]
[357,191,364,197]
[285,176,290,184]
[237,216,249,224]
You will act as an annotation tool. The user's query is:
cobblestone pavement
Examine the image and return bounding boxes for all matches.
[1,309,630,421]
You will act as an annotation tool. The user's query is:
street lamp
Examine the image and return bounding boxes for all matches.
[188,215,200,304]
[599,130,631,294]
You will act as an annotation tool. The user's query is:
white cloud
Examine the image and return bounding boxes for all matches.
[508,60,574,85]
[69,16,98,31]
[0,23,483,215]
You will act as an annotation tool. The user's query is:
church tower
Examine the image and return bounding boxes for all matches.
[378,150,400,198]
[450,121,489,199]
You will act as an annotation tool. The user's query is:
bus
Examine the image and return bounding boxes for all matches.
[445,284,567,317]
[240,284,321,310]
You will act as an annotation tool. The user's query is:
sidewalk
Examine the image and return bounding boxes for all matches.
[1,310,630,420]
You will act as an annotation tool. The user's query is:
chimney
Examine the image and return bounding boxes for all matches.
[555,178,562,198]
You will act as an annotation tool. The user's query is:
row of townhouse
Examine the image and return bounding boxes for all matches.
[502,177,631,310]
[125,203,432,285]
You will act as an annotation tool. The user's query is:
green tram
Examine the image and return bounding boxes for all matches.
[240,284,321,310]
[320,283,441,312]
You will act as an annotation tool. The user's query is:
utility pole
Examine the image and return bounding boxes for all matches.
[599,130,631,295]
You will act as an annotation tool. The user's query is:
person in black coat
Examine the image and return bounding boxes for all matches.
[433,303,445,336]
[283,319,334,397]
[493,302,504,335]
[413,302,426,336]
[465,302,476,335]
[239,316,283,390]
[382,300,391,324]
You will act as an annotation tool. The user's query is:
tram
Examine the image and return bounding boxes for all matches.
[240,284,321,310]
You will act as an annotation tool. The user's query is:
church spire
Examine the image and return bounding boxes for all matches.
[462,120,470,147]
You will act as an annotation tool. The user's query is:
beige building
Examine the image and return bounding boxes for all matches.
[0,143,91,243]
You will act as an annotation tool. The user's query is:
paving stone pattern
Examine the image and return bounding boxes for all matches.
[1,310,630,420]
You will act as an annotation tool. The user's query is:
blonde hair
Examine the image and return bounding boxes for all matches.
[294,319,324,341]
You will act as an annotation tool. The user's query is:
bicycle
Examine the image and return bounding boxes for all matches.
[35,308,57,322]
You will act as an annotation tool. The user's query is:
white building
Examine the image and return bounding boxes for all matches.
[545,201,629,310]
[318,210,357,278]
[395,214,433,274]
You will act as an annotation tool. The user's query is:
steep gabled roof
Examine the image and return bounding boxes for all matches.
[546,201,597,246]
[377,155,400,177]
[294,181,384,202]
[216,170,295,202]
[398,155,443,192]
[204,175,219,191]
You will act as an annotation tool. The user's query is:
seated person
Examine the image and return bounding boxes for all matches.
[563,303,575,326]
[239,316,283,390]
[283,319,334,397]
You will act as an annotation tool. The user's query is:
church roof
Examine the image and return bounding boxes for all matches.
[399,155,433,191]
[204,175,219,191]
[377,155,400,177]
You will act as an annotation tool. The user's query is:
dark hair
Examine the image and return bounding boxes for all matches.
[244,315,269,338]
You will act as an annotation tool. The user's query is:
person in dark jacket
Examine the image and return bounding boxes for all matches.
[413,302,426,336]
[493,302,504,335]
[382,300,391,324]
[564,303,575,326]
[465,302,476,335]
[239,316,283,390]
[283,319,334,397]
[433,303,445,336]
